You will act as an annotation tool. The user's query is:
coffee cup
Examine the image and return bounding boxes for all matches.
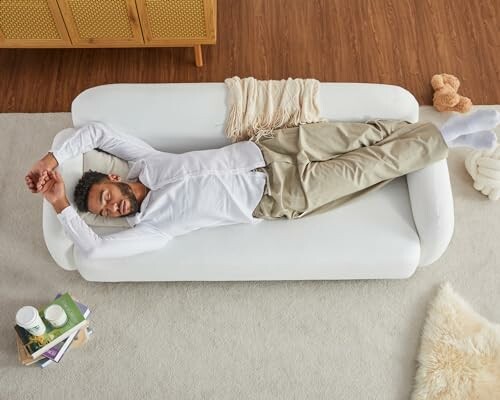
[16,306,46,336]
[44,304,68,328]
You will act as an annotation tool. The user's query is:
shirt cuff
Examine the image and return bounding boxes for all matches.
[56,205,78,222]
[49,149,64,166]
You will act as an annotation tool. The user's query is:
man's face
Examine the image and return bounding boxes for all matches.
[87,176,139,218]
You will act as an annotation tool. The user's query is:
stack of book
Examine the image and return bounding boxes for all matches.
[15,293,93,368]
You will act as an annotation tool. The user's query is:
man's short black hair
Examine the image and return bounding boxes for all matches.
[74,170,108,212]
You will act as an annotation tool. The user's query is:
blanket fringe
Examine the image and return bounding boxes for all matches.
[224,76,323,142]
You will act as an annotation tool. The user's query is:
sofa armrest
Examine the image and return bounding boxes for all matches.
[43,199,77,270]
[406,159,454,266]
[42,127,81,271]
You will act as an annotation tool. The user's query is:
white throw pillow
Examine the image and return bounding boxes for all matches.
[79,150,131,228]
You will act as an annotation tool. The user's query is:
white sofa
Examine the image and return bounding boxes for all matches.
[43,83,454,282]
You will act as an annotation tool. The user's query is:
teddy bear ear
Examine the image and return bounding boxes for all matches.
[442,74,460,90]
[431,74,444,89]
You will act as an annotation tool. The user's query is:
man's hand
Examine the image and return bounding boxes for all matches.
[40,170,70,213]
[25,153,59,193]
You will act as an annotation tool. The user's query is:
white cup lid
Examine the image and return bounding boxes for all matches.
[44,304,66,322]
[16,306,38,327]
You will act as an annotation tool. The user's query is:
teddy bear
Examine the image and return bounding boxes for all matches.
[431,73,472,113]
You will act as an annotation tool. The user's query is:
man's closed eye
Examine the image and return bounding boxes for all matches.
[100,191,110,216]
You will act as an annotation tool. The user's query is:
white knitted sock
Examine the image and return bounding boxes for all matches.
[448,130,497,149]
[440,109,500,142]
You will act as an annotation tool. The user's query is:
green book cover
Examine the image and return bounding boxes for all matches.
[14,293,88,359]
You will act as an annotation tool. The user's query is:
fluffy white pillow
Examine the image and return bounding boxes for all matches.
[79,150,132,227]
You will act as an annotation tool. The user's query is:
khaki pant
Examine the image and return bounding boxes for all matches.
[252,120,448,219]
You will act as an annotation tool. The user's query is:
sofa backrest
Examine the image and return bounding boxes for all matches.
[71,82,419,153]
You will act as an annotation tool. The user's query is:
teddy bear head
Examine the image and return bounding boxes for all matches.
[431,73,472,113]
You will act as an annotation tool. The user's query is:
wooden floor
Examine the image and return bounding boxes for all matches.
[0,0,498,112]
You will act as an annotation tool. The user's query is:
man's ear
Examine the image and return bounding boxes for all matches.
[108,174,121,182]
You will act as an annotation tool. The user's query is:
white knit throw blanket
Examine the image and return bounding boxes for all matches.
[224,76,323,142]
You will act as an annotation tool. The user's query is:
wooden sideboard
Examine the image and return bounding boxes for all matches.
[0,0,217,66]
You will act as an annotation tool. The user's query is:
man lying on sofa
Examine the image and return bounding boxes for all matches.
[26,110,500,259]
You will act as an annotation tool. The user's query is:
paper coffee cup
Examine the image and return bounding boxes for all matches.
[44,304,68,328]
[16,306,46,336]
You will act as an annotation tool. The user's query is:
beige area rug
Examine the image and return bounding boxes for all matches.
[0,106,499,400]
[412,283,500,399]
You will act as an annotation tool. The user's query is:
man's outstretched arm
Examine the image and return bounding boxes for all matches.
[26,123,156,194]
[50,122,157,166]
[57,206,170,259]
[41,170,169,259]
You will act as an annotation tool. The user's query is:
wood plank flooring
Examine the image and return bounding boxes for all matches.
[0,0,498,112]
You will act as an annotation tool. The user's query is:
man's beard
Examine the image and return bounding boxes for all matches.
[116,182,139,217]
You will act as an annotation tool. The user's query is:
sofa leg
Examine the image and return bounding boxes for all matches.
[194,45,203,67]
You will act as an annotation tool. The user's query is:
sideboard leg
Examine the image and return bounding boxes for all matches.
[194,45,203,67]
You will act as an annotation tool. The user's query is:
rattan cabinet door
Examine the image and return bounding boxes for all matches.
[136,0,216,46]
[0,0,71,47]
[56,0,144,46]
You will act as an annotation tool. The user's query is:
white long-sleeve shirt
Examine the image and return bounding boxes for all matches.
[51,123,267,259]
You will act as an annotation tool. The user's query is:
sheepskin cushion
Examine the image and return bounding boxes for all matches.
[79,150,131,228]
[411,283,500,399]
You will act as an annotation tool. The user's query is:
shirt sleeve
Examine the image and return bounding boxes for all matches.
[50,122,157,165]
[57,206,170,259]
